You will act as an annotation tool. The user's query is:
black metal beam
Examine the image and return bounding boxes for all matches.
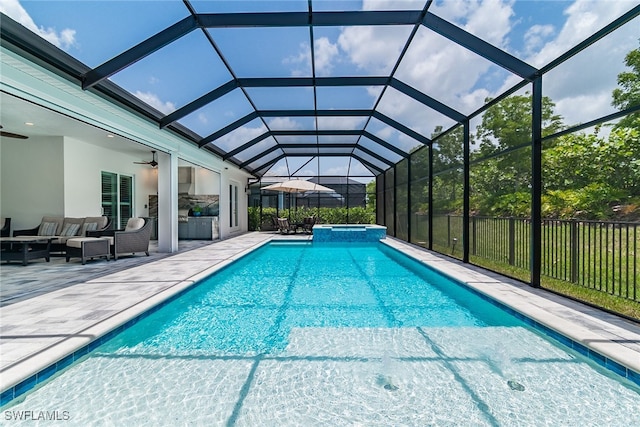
[199,111,258,145]
[362,131,410,158]
[83,16,197,89]
[389,79,466,122]
[530,77,543,288]
[351,154,384,174]
[272,130,361,136]
[422,12,537,79]
[219,128,410,161]
[462,120,470,263]
[220,132,271,158]
[372,111,431,145]
[259,109,372,117]
[196,10,424,28]
[161,80,239,129]
[238,76,388,87]
[353,145,396,166]
[278,143,355,149]
[252,154,286,175]
[239,145,282,168]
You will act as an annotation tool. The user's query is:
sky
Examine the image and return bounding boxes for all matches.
[1,0,639,178]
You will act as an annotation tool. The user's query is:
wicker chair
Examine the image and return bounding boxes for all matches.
[277,217,297,234]
[302,216,316,234]
[88,217,151,260]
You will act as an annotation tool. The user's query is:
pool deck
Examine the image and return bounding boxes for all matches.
[1,232,639,398]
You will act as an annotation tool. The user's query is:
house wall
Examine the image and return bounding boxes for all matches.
[0,136,65,230]
[194,167,219,195]
[63,137,158,221]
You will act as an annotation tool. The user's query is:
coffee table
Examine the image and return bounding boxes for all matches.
[0,236,53,266]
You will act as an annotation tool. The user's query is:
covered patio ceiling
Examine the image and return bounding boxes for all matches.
[1,0,639,178]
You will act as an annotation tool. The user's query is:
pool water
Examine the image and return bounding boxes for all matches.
[5,242,640,425]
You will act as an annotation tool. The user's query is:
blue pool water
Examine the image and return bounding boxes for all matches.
[5,242,640,426]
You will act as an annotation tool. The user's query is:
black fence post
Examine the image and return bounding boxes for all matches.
[471,216,476,256]
[447,214,451,246]
[571,219,579,283]
[509,217,515,266]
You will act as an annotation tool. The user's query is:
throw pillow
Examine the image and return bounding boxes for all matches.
[38,222,59,236]
[81,222,98,236]
[60,223,81,236]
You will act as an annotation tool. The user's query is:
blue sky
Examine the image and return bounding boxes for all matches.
[1,0,639,177]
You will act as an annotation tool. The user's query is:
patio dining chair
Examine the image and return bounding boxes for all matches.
[302,216,316,234]
[277,217,297,235]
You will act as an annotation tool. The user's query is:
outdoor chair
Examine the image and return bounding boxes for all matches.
[302,216,316,234]
[277,217,297,234]
[0,218,10,237]
[88,217,151,260]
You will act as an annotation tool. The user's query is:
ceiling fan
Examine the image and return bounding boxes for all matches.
[0,125,28,139]
[134,150,158,167]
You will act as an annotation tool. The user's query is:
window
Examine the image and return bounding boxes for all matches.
[229,182,239,228]
[102,171,134,228]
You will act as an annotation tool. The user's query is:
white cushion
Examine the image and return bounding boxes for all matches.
[66,237,109,248]
[124,217,145,232]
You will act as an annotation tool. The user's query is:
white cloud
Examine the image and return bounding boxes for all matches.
[216,125,267,152]
[523,24,555,54]
[0,0,76,50]
[314,37,339,76]
[338,26,411,74]
[362,0,426,11]
[284,37,339,76]
[283,43,310,77]
[317,116,367,130]
[264,164,290,177]
[521,0,639,125]
[267,117,303,130]
[133,91,176,115]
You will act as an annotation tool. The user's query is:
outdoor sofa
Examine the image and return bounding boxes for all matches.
[13,215,111,255]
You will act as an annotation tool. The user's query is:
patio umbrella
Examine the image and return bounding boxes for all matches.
[262,179,334,194]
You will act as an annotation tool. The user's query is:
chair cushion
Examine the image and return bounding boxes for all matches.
[66,237,109,248]
[81,222,98,236]
[38,221,60,236]
[85,216,108,230]
[124,217,145,232]
[38,217,64,235]
[60,223,81,236]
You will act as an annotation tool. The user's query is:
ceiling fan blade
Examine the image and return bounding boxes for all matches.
[0,130,28,139]
[134,150,158,167]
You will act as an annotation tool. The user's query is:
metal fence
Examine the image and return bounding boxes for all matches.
[431,215,639,302]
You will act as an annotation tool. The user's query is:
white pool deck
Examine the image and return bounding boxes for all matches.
[1,232,639,396]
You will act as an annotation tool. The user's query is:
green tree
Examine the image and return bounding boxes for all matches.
[542,126,640,219]
[431,125,464,214]
[471,93,564,215]
[612,41,640,129]
[365,179,376,210]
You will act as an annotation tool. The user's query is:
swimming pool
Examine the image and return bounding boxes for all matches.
[3,241,640,425]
